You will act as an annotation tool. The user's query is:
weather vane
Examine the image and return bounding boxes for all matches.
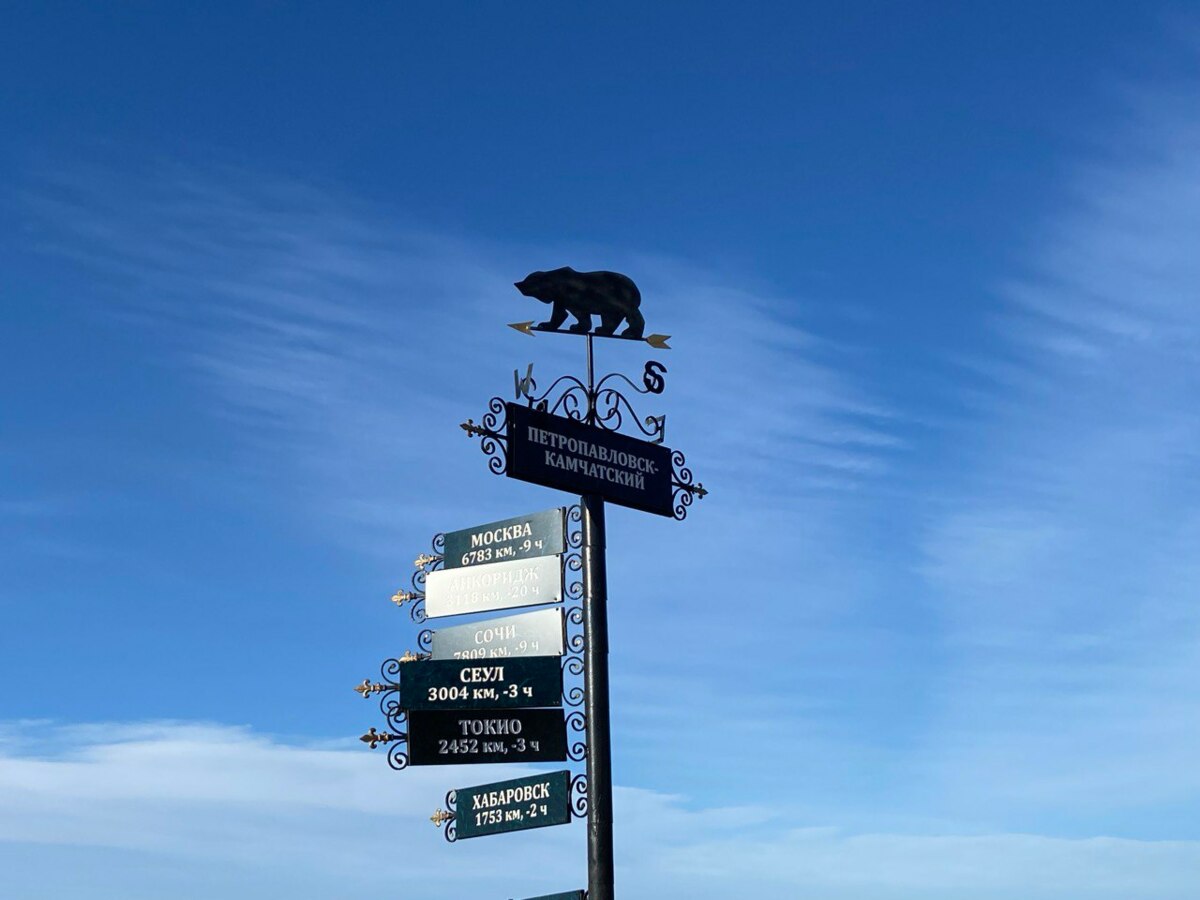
[509,267,671,349]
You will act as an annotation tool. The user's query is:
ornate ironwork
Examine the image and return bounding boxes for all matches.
[460,396,508,474]
[390,561,431,623]
[564,503,585,603]
[413,533,446,571]
[670,448,707,521]
[566,605,585,656]
[462,360,707,520]
[567,504,583,548]
[570,773,589,818]
[566,710,587,762]
[562,654,584,707]
[433,789,458,842]
[506,360,669,441]
[359,727,405,750]
[353,679,389,698]
[463,357,674,463]
[416,629,433,653]
[385,742,409,771]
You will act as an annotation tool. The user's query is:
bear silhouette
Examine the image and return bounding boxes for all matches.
[514,267,645,339]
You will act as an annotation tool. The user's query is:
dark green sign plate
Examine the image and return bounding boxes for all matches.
[429,608,566,661]
[399,656,563,711]
[506,402,674,517]
[407,708,567,765]
[455,770,571,839]
[443,508,565,570]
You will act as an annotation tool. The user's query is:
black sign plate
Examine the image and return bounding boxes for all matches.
[506,403,674,517]
[430,608,566,661]
[443,508,565,570]
[407,708,567,766]
[455,770,571,839]
[399,656,563,711]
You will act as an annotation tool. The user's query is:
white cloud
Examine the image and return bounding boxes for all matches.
[1,720,1196,900]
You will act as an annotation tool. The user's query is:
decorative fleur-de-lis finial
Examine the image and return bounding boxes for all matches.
[353,679,389,698]
[413,553,441,569]
[399,650,429,663]
[358,727,405,749]
[430,809,455,827]
[391,590,418,607]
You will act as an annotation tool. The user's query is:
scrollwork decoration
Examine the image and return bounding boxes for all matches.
[566,605,585,655]
[566,710,587,762]
[562,654,584,707]
[386,742,409,771]
[433,789,457,842]
[670,448,708,521]
[570,773,589,818]
[359,726,406,750]
[460,397,509,474]
[567,504,583,548]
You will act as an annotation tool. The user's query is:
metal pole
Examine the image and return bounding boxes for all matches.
[585,333,596,425]
[582,492,614,900]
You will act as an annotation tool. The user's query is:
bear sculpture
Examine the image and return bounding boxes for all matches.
[514,267,645,339]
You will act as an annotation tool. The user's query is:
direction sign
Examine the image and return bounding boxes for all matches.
[429,608,566,661]
[443,508,565,570]
[407,708,567,765]
[455,770,571,839]
[424,555,563,619]
[506,402,674,516]
[399,657,563,711]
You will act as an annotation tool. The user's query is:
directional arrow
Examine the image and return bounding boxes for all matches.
[508,322,671,349]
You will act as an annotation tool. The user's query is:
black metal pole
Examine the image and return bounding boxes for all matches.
[581,491,614,900]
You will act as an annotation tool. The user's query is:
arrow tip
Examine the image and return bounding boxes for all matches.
[646,333,672,349]
[508,321,535,336]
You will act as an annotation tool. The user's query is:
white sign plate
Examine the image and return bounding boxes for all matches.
[424,555,563,619]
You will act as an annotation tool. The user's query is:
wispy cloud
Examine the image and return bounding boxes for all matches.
[22,159,900,560]
[917,79,1200,826]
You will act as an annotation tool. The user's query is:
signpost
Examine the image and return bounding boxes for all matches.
[428,607,566,661]
[399,656,563,711]
[407,708,567,766]
[453,770,572,839]
[355,268,706,899]
[424,555,563,618]
[442,508,565,570]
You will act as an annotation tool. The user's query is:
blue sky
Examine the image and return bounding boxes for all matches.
[3,4,1200,898]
